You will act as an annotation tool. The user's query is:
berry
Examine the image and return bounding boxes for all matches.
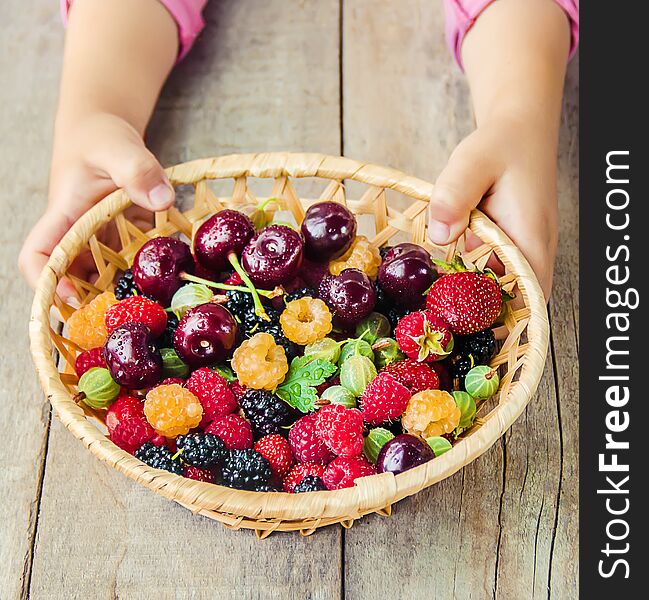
[360,372,411,426]
[186,368,238,423]
[376,434,435,474]
[230,380,248,402]
[66,291,117,349]
[283,462,325,493]
[170,283,214,319]
[464,365,500,399]
[221,449,272,490]
[288,413,335,464]
[176,433,227,468]
[380,359,440,394]
[114,269,140,300]
[143,384,203,438]
[105,295,168,338]
[301,201,357,262]
[456,329,497,364]
[231,333,289,390]
[363,427,395,463]
[328,236,382,278]
[183,465,215,483]
[426,271,502,335]
[293,476,327,493]
[193,209,255,272]
[158,377,185,386]
[132,237,194,306]
[74,347,106,377]
[318,269,376,326]
[134,442,182,475]
[402,389,462,438]
[280,298,333,345]
[239,389,297,438]
[173,304,239,368]
[254,320,298,362]
[78,367,120,409]
[354,312,391,344]
[224,271,243,286]
[285,287,317,303]
[242,225,304,287]
[395,310,454,362]
[205,414,253,449]
[103,322,163,389]
[158,312,179,348]
[224,289,255,321]
[386,305,414,329]
[453,391,477,429]
[255,482,281,492]
[320,385,357,409]
[106,395,155,453]
[339,355,376,397]
[315,404,364,457]
[254,434,294,479]
[322,456,376,490]
[373,337,407,370]
[447,352,475,389]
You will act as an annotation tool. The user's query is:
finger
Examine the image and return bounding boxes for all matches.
[428,135,500,245]
[89,137,175,211]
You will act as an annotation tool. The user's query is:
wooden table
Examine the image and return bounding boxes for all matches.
[1,1,578,598]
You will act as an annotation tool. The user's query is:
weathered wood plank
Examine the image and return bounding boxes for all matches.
[28,1,343,598]
[0,2,63,598]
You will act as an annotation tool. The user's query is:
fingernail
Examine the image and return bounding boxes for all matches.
[428,221,450,244]
[148,183,174,209]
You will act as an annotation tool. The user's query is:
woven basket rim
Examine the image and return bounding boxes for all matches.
[29,152,550,525]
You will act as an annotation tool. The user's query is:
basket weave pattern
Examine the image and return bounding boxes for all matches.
[30,153,549,537]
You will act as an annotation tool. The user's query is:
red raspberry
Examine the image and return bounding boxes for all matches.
[230,380,248,403]
[183,465,215,483]
[74,347,106,377]
[187,368,238,423]
[380,359,440,394]
[288,413,335,464]
[430,361,452,392]
[160,377,185,386]
[205,414,253,450]
[315,404,364,458]
[322,456,376,490]
[360,372,411,426]
[254,434,294,479]
[283,462,325,493]
[224,271,243,286]
[105,296,167,337]
[106,395,155,454]
[395,310,453,362]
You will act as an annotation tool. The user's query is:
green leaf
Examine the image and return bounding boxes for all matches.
[275,356,337,413]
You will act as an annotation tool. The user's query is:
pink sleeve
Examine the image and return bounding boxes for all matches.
[60,0,207,61]
[443,0,579,69]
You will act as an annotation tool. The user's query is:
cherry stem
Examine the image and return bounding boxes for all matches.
[227,252,271,321]
[180,273,281,300]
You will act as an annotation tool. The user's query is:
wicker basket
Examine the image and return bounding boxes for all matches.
[29,152,549,538]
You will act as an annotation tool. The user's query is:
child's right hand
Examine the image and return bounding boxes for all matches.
[19,112,175,301]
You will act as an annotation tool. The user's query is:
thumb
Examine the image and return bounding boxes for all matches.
[428,134,499,245]
[90,136,175,212]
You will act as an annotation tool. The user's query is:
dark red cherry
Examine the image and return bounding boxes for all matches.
[318,268,376,326]
[378,243,438,309]
[376,434,434,475]
[103,322,163,389]
[298,257,330,289]
[132,237,194,306]
[301,201,357,262]
[173,303,238,367]
[193,209,255,272]
[241,225,303,287]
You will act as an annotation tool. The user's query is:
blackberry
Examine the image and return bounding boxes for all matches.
[225,289,255,320]
[242,306,280,334]
[373,281,393,314]
[386,305,413,330]
[448,352,475,390]
[255,482,281,492]
[456,329,496,365]
[285,287,316,303]
[114,269,139,300]
[383,418,404,437]
[176,433,227,468]
[158,312,179,348]
[257,321,298,361]
[134,442,182,475]
[221,449,272,490]
[293,476,327,493]
[239,389,297,438]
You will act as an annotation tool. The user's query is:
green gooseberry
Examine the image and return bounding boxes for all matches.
[355,312,391,345]
[78,367,120,409]
[363,428,395,464]
[321,385,357,409]
[170,283,214,318]
[464,365,500,399]
[340,355,377,397]
[426,436,453,457]
[304,337,342,364]
[373,337,406,369]
[452,390,477,429]
[338,339,374,365]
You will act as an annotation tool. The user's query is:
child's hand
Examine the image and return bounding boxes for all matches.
[19,113,174,300]
[427,115,558,298]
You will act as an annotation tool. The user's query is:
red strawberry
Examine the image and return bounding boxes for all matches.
[187,368,238,423]
[426,272,502,335]
[395,310,453,362]
[105,296,167,337]
[254,434,294,479]
[75,347,106,377]
[322,456,376,490]
[380,359,440,393]
[205,414,253,450]
[283,462,325,493]
[106,395,155,453]
[360,372,411,425]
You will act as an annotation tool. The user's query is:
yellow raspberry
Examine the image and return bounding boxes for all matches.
[328,236,382,278]
[144,384,203,438]
[402,389,461,437]
[232,333,289,390]
[67,291,118,349]
[280,298,333,345]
